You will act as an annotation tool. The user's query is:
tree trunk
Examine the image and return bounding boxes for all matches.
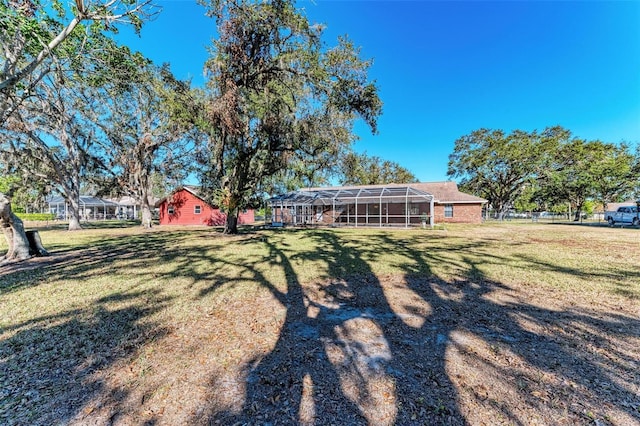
[140,201,153,229]
[573,201,583,221]
[573,209,582,221]
[67,192,82,231]
[491,201,507,220]
[135,177,154,229]
[0,192,32,262]
[224,210,239,234]
[26,230,49,256]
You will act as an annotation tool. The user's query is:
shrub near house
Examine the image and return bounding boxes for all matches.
[16,213,56,221]
[157,187,254,226]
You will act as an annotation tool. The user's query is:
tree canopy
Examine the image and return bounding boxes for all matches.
[534,138,639,220]
[90,63,195,228]
[339,151,417,186]
[197,0,382,233]
[0,0,157,125]
[447,127,551,219]
[448,126,639,219]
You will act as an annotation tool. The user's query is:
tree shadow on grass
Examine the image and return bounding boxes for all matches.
[0,228,276,424]
[204,229,472,425]
[2,226,638,424]
[0,289,172,426]
[0,230,200,296]
[369,231,640,424]
[205,228,639,424]
[205,234,406,425]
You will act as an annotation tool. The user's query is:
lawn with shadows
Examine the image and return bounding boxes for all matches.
[0,223,639,425]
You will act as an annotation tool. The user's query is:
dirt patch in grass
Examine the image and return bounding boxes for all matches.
[1,225,639,425]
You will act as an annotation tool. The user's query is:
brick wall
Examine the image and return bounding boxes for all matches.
[434,203,483,224]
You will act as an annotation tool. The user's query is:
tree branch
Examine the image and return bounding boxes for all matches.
[0,0,155,92]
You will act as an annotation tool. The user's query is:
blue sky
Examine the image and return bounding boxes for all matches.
[119,0,640,183]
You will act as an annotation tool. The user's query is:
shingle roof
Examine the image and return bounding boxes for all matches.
[405,182,487,204]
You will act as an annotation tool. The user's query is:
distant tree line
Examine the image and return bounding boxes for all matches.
[447,126,640,220]
[338,151,417,186]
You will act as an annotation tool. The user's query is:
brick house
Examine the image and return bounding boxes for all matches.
[157,187,254,226]
[408,182,487,224]
[269,182,486,227]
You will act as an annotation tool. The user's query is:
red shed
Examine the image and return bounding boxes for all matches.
[157,187,255,226]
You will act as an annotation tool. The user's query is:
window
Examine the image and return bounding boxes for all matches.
[444,204,453,218]
[194,205,201,214]
[168,205,175,215]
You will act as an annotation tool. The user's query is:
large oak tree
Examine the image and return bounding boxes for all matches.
[447,127,560,219]
[0,0,155,260]
[198,0,382,234]
[2,70,107,230]
[536,139,638,220]
[93,64,194,228]
[449,126,639,220]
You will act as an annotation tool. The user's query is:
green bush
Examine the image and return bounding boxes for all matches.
[15,213,56,221]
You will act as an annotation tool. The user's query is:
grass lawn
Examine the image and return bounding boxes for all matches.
[1,223,639,425]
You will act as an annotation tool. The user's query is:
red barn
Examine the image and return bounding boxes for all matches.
[157,187,254,226]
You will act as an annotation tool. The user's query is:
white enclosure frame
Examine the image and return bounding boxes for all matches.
[47,195,122,220]
[270,185,435,228]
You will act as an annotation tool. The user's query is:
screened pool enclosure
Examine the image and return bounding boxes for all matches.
[269,185,435,228]
[47,196,122,220]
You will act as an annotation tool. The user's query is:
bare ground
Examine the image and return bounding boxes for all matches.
[1,225,639,425]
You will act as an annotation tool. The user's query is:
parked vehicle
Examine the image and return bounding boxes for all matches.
[604,206,639,226]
